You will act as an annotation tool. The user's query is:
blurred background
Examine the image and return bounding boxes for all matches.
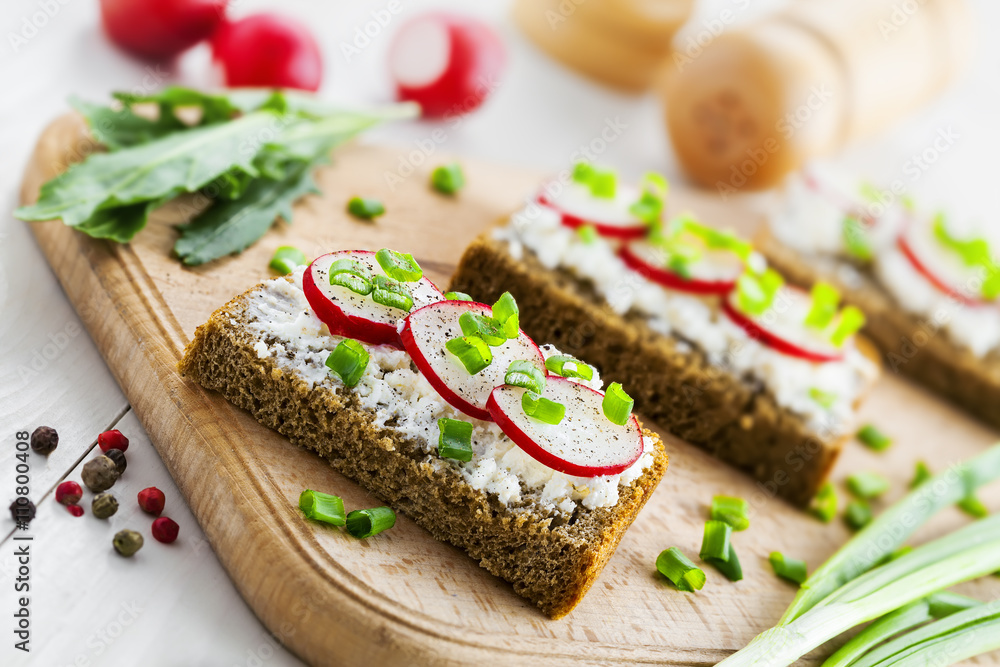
[1,0,997,664]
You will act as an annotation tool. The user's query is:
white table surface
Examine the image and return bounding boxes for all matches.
[1,0,998,664]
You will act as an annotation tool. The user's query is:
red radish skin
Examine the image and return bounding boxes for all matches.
[487,378,643,477]
[400,301,545,421]
[721,290,846,363]
[212,13,323,90]
[537,191,648,241]
[303,251,445,350]
[389,13,505,118]
[896,231,985,307]
[619,244,740,295]
[99,0,227,60]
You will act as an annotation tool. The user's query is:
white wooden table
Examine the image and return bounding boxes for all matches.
[0,0,997,664]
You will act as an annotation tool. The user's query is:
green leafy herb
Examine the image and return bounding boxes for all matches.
[430,162,465,195]
[269,246,307,275]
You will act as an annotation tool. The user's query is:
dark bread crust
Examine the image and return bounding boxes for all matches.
[450,233,849,507]
[756,227,1000,431]
[178,282,668,619]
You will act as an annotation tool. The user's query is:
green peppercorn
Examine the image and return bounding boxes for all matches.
[92,493,119,519]
[104,449,127,475]
[113,529,143,557]
[81,456,119,493]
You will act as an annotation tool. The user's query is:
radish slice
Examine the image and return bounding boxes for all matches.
[896,220,987,307]
[537,180,648,240]
[389,13,505,119]
[721,287,846,362]
[620,240,743,295]
[487,378,643,477]
[303,250,445,349]
[400,301,545,421]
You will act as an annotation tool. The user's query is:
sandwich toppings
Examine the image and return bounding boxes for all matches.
[246,254,655,511]
[497,164,876,434]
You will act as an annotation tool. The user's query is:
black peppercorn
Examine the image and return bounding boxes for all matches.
[104,448,127,475]
[9,498,36,524]
[30,426,58,455]
[81,456,120,493]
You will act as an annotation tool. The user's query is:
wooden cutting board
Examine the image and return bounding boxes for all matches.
[19,113,1000,667]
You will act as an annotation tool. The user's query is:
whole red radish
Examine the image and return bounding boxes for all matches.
[212,13,323,91]
[99,0,228,60]
[389,13,505,119]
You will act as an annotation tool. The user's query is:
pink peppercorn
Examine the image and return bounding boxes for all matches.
[151,517,179,543]
[98,429,129,453]
[137,487,165,515]
[55,481,83,505]
[67,505,84,517]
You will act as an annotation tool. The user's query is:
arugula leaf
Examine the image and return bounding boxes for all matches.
[174,160,317,265]
[16,110,278,229]
[73,199,165,243]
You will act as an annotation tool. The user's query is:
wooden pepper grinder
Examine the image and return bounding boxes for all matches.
[660,0,973,191]
[513,0,695,92]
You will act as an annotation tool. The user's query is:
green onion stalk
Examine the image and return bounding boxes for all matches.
[717,444,1000,667]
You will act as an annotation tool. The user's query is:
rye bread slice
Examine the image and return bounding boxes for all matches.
[450,232,866,507]
[178,280,669,619]
[756,226,1000,431]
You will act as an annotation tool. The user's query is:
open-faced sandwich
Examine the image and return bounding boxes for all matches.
[757,166,1000,431]
[179,248,668,619]
[451,166,880,506]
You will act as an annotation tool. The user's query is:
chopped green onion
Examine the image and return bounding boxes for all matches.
[808,482,839,523]
[655,547,706,592]
[628,172,669,225]
[545,354,594,381]
[269,246,306,275]
[910,460,933,488]
[445,336,492,375]
[577,224,599,243]
[769,552,808,585]
[437,418,474,462]
[347,197,385,220]
[504,360,546,394]
[845,499,873,531]
[298,489,346,526]
[521,391,565,425]
[700,521,742,581]
[847,471,890,499]
[345,507,395,539]
[371,275,414,312]
[858,181,882,203]
[459,311,506,346]
[430,162,465,195]
[856,424,892,451]
[572,162,616,198]
[711,495,750,531]
[933,211,1000,299]
[957,494,988,518]
[842,215,873,261]
[808,387,837,408]
[829,305,866,346]
[671,214,753,260]
[804,282,840,329]
[492,292,520,339]
[444,291,473,301]
[329,257,372,280]
[889,545,914,561]
[325,339,369,387]
[330,272,373,295]
[602,382,633,426]
[735,268,784,316]
[375,247,422,282]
